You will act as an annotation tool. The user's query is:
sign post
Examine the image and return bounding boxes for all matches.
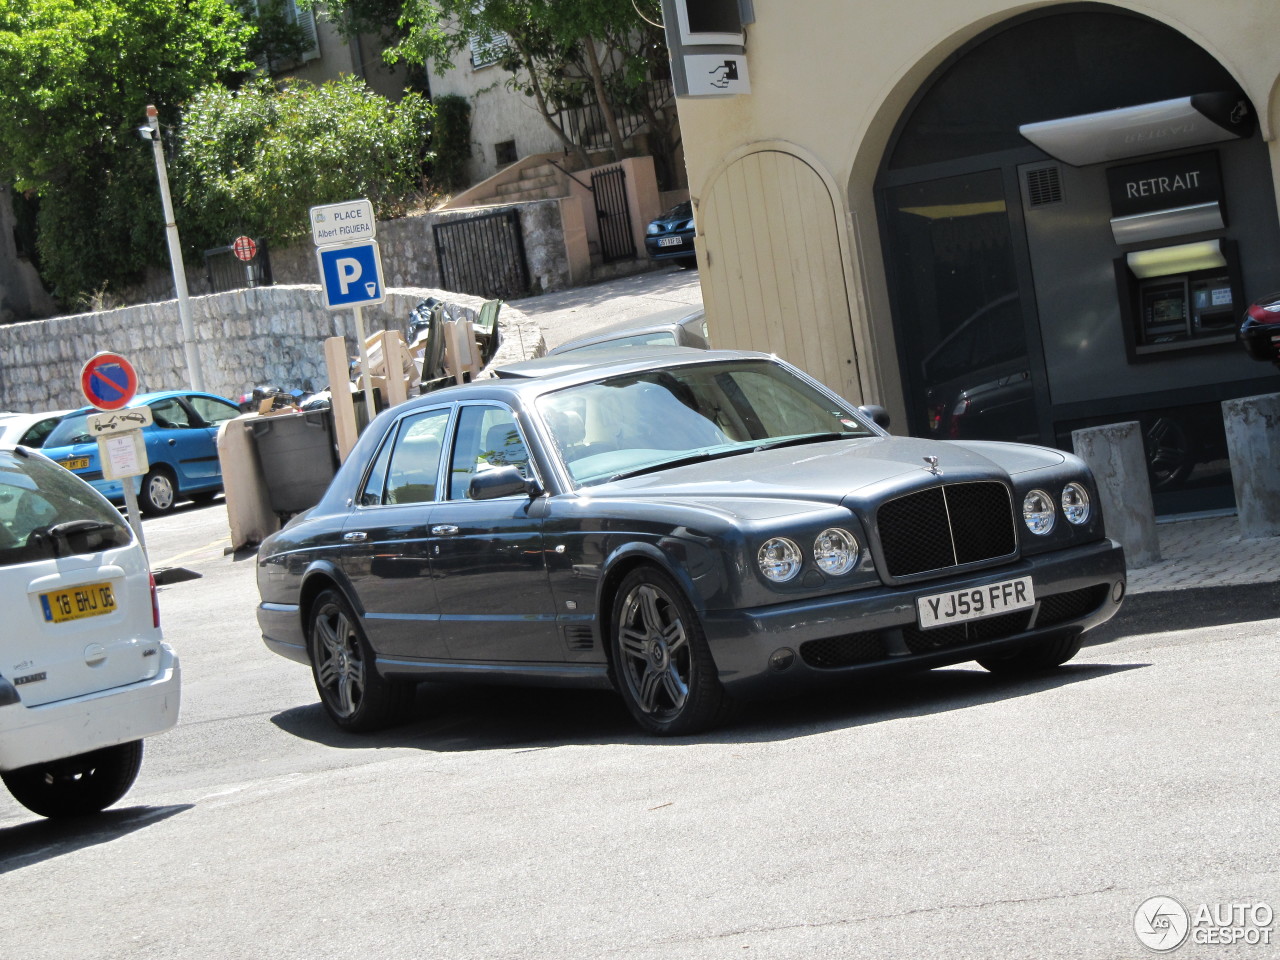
[311,200,384,423]
[233,235,259,289]
[80,352,148,548]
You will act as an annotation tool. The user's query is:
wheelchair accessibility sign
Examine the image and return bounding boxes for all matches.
[316,239,386,310]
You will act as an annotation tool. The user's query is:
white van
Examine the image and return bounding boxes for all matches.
[0,445,179,818]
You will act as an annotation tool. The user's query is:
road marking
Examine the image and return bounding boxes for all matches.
[154,537,230,568]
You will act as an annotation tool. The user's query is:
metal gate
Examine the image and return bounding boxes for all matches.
[433,209,531,300]
[204,239,272,294]
[591,166,635,263]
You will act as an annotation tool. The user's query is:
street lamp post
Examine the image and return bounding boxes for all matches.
[141,104,204,392]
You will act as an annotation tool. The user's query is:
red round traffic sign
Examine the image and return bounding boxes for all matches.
[233,235,258,262]
[80,352,138,411]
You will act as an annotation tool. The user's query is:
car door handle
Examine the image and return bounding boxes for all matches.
[431,525,460,536]
[343,532,367,542]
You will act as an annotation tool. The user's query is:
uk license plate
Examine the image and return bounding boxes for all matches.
[59,457,90,470]
[657,237,683,247]
[40,582,116,623]
[917,576,1034,629]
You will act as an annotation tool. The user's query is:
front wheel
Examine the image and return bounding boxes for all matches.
[977,630,1084,675]
[139,466,177,515]
[610,567,724,736]
[307,589,414,732]
[1,741,143,818]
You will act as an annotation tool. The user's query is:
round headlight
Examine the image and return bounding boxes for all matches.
[814,528,859,576]
[758,538,803,582]
[1022,489,1056,535]
[1061,482,1091,525]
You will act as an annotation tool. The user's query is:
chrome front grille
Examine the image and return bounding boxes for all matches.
[876,481,1017,579]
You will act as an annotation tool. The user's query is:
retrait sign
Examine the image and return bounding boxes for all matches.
[1107,151,1223,218]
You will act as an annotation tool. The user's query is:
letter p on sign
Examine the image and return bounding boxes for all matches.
[316,239,386,310]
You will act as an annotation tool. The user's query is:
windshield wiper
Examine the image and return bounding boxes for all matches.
[606,447,753,483]
[751,432,851,452]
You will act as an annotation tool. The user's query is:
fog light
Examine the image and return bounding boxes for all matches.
[1113,580,1126,603]
[769,648,796,672]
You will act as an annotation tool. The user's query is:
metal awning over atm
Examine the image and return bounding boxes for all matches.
[1018,93,1253,167]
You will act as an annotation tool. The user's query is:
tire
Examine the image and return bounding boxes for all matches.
[977,630,1084,675]
[1,741,143,818]
[610,566,724,736]
[307,589,414,732]
[139,466,178,515]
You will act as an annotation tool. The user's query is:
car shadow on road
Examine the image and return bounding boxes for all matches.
[1085,581,1280,641]
[0,803,192,874]
[270,661,1146,754]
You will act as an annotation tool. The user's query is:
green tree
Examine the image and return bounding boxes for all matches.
[176,77,434,251]
[0,0,255,302]
[318,0,675,178]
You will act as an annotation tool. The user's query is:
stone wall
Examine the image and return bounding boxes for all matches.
[0,284,545,414]
[122,199,574,307]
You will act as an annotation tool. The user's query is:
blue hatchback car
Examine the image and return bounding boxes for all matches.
[41,391,241,514]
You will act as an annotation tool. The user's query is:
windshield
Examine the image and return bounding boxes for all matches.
[536,359,874,486]
[44,411,97,447]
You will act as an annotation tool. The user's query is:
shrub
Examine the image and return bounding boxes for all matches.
[176,76,434,253]
[428,94,472,194]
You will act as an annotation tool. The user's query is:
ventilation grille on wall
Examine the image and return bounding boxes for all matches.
[1025,166,1064,206]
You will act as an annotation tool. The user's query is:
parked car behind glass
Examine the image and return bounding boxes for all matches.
[0,410,72,450]
[644,200,697,267]
[0,444,180,818]
[42,390,241,515]
[257,347,1125,737]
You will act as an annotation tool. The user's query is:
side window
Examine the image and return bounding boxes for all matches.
[189,396,240,426]
[150,398,191,429]
[448,405,530,500]
[382,408,451,505]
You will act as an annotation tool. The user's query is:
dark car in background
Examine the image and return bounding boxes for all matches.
[256,347,1125,737]
[42,390,241,515]
[644,200,697,267]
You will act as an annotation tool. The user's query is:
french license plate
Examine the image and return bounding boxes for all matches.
[59,457,90,471]
[917,576,1034,629]
[40,582,116,623]
[657,237,684,247]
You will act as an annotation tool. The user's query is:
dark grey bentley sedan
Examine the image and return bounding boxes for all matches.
[256,348,1125,736]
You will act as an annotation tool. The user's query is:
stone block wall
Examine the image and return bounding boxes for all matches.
[0,284,544,414]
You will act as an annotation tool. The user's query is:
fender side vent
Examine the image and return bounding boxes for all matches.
[562,625,595,652]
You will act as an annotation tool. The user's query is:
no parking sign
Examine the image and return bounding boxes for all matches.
[80,352,138,411]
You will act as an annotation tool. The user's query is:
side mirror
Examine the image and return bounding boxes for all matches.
[859,404,891,430]
[469,465,542,501]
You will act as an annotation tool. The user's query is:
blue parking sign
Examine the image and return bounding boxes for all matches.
[316,240,386,309]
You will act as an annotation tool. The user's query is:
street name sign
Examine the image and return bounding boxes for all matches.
[310,199,376,246]
[316,239,386,309]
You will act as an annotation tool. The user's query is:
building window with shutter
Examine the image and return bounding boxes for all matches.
[470,29,508,69]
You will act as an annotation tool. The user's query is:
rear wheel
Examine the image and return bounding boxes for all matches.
[307,589,414,732]
[139,466,177,515]
[610,567,724,736]
[1,741,143,818]
[978,630,1084,675]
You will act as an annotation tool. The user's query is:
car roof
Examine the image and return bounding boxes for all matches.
[546,306,706,357]
[493,344,716,381]
[60,390,231,418]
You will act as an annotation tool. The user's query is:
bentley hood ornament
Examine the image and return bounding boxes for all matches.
[923,455,941,476]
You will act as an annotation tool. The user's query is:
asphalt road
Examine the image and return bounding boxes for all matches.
[2,497,1276,960]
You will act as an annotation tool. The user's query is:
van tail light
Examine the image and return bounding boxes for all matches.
[150,572,161,628]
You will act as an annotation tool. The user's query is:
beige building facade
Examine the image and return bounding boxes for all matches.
[678,1,1280,514]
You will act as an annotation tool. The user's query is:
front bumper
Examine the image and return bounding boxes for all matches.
[702,538,1126,695]
[645,234,695,260]
[0,643,181,772]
